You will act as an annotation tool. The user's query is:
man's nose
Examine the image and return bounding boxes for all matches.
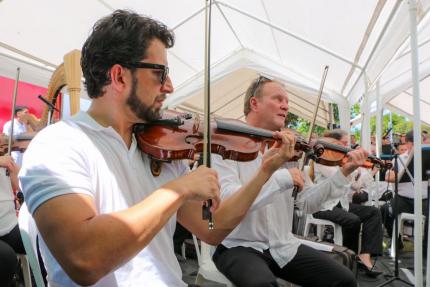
[281,101,288,111]
[161,76,174,93]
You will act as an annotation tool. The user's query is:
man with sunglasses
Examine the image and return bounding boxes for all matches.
[210,76,369,286]
[18,11,299,287]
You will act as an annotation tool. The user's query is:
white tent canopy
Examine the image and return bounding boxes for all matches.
[3,1,430,285]
[364,7,430,125]
[1,0,429,127]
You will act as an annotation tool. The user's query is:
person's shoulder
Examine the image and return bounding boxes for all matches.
[2,120,11,131]
[28,119,87,151]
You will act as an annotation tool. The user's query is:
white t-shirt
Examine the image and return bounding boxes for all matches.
[0,168,17,236]
[19,112,188,287]
[3,119,28,166]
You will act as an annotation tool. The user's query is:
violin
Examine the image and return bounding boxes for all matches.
[133,110,325,162]
[313,137,392,170]
[0,132,35,156]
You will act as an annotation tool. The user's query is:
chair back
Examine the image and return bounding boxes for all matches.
[18,203,46,287]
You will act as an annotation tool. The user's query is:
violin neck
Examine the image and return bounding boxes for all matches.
[317,140,350,154]
[215,118,273,139]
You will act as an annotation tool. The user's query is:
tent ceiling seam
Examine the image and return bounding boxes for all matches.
[173,49,242,92]
[261,0,283,63]
[0,41,56,68]
[214,1,244,48]
[168,51,199,72]
[285,89,330,113]
[365,7,430,98]
[340,0,387,95]
[397,36,430,59]
[171,6,206,30]
[94,0,114,11]
[216,0,362,69]
[345,0,402,101]
[212,91,245,113]
[0,52,55,73]
[403,90,430,106]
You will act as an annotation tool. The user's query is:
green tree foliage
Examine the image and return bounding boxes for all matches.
[351,103,430,141]
[286,112,326,137]
[370,114,413,136]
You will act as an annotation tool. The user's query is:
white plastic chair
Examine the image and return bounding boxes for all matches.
[18,203,46,287]
[17,253,32,287]
[390,212,426,257]
[303,214,343,245]
[192,235,234,287]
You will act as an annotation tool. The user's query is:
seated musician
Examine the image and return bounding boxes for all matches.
[380,130,428,251]
[312,129,383,277]
[2,106,38,166]
[18,10,299,287]
[210,76,368,287]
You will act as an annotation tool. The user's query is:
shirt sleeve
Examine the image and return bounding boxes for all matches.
[212,154,294,211]
[19,126,93,215]
[297,169,350,214]
[2,121,11,135]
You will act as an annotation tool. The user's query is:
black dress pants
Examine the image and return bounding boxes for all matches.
[0,224,25,254]
[313,203,383,256]
[212,244,356,287]
[0,240,18,286]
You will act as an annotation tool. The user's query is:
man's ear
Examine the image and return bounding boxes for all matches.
[109,64,128,93]
[249,97,259,112]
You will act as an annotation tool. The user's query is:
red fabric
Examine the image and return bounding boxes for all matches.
[0,76,48,131]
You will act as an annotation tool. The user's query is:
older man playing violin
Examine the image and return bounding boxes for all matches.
[210,76,368,287]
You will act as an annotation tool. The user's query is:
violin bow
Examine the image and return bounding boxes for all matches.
[292,65,329,199]
[5,67,20,176]
[202,0,214,229]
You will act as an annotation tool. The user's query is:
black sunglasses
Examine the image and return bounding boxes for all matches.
[251,76,271,98]
[125,62,169,86]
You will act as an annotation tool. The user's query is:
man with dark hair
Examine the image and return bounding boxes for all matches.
[19,10,298,286]
[2,105,35,166]
[211,76,369,287]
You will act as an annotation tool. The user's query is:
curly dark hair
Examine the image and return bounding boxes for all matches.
[81,10,175,98]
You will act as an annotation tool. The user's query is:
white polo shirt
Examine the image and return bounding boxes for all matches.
[19,112,188,287]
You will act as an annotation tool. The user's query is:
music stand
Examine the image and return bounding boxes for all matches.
[377,145,430,286]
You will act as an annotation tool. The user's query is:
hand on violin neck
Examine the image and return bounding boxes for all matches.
[261,130,296,174]
[288,168,304,192]
[161,166,220,211]
[340,148,368,177]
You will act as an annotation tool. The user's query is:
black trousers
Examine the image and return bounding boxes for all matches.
[0,240,18,287]
[313,203,383,256]
[212,244,356,287]
[0,224,25,255]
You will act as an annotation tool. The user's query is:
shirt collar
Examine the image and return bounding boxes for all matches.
[71,111,138,152]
